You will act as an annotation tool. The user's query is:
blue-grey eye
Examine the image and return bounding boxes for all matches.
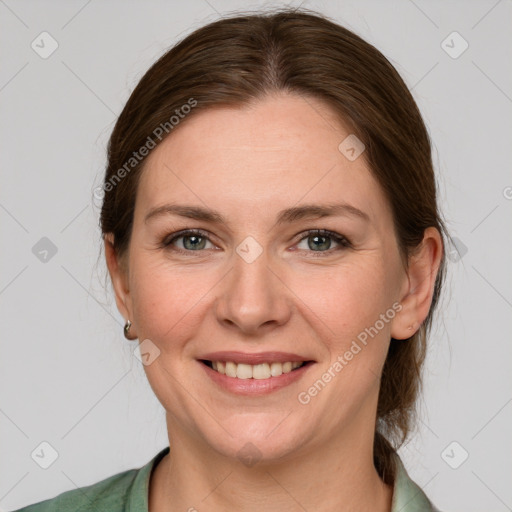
[181,234,207,250]
[307,234,332,251]
[296,230,348,252]
[164,230,214,251]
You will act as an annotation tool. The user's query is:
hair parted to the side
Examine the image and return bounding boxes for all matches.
[100,8,446,482]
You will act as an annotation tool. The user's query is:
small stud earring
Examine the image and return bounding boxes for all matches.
[124,320,137,340]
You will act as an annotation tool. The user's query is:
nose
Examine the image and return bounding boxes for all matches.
[214,247,292,335]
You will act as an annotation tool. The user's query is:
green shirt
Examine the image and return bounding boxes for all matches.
[13,447,441,511]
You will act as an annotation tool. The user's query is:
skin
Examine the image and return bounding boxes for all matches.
[105,92,443,511]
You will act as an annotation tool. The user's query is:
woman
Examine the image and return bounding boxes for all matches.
[15,8,446,512]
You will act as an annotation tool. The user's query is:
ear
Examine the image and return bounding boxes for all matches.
[104,233,136,334]
[391,227,444,340]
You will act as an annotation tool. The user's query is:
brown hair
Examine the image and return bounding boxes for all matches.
[100,8,446,481]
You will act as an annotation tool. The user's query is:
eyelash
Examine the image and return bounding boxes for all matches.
[161,228,352,257]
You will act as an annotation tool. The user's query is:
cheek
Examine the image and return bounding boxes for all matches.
[299,261,393,341]
[129,253,211,348]
[294,260,397,401]
[291,263,396,426]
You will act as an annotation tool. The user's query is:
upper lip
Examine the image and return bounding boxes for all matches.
[198,351,314,365]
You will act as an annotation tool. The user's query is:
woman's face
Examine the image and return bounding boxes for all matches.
[113,93,411,462]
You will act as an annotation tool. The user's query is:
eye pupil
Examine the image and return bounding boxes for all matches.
[183,235,206,250]
[308,235,331,251]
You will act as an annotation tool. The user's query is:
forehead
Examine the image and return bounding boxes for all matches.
[136,93,391,227]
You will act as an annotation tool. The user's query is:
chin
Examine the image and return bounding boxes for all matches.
[201,413,314,465]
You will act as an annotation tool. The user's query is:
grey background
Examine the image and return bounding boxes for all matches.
[1,1,511,510]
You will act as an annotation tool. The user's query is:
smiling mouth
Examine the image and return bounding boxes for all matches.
[200,360,314,379]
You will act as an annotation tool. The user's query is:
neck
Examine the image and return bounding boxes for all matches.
[149,416,393,512]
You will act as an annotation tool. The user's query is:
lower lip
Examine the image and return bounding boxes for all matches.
[198,361,314,395]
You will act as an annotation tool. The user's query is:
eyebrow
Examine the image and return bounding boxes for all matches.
[144,202,370,226]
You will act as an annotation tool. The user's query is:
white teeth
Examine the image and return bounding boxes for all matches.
[252,363,271,380]
[209,360,305,379]
[270,362,283,376]
[236,363,253,379]
[225,361,237,378]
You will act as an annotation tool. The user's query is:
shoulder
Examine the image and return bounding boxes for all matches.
[11,447,170,512]
[391,454,445,512]
[11,469,138,512]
